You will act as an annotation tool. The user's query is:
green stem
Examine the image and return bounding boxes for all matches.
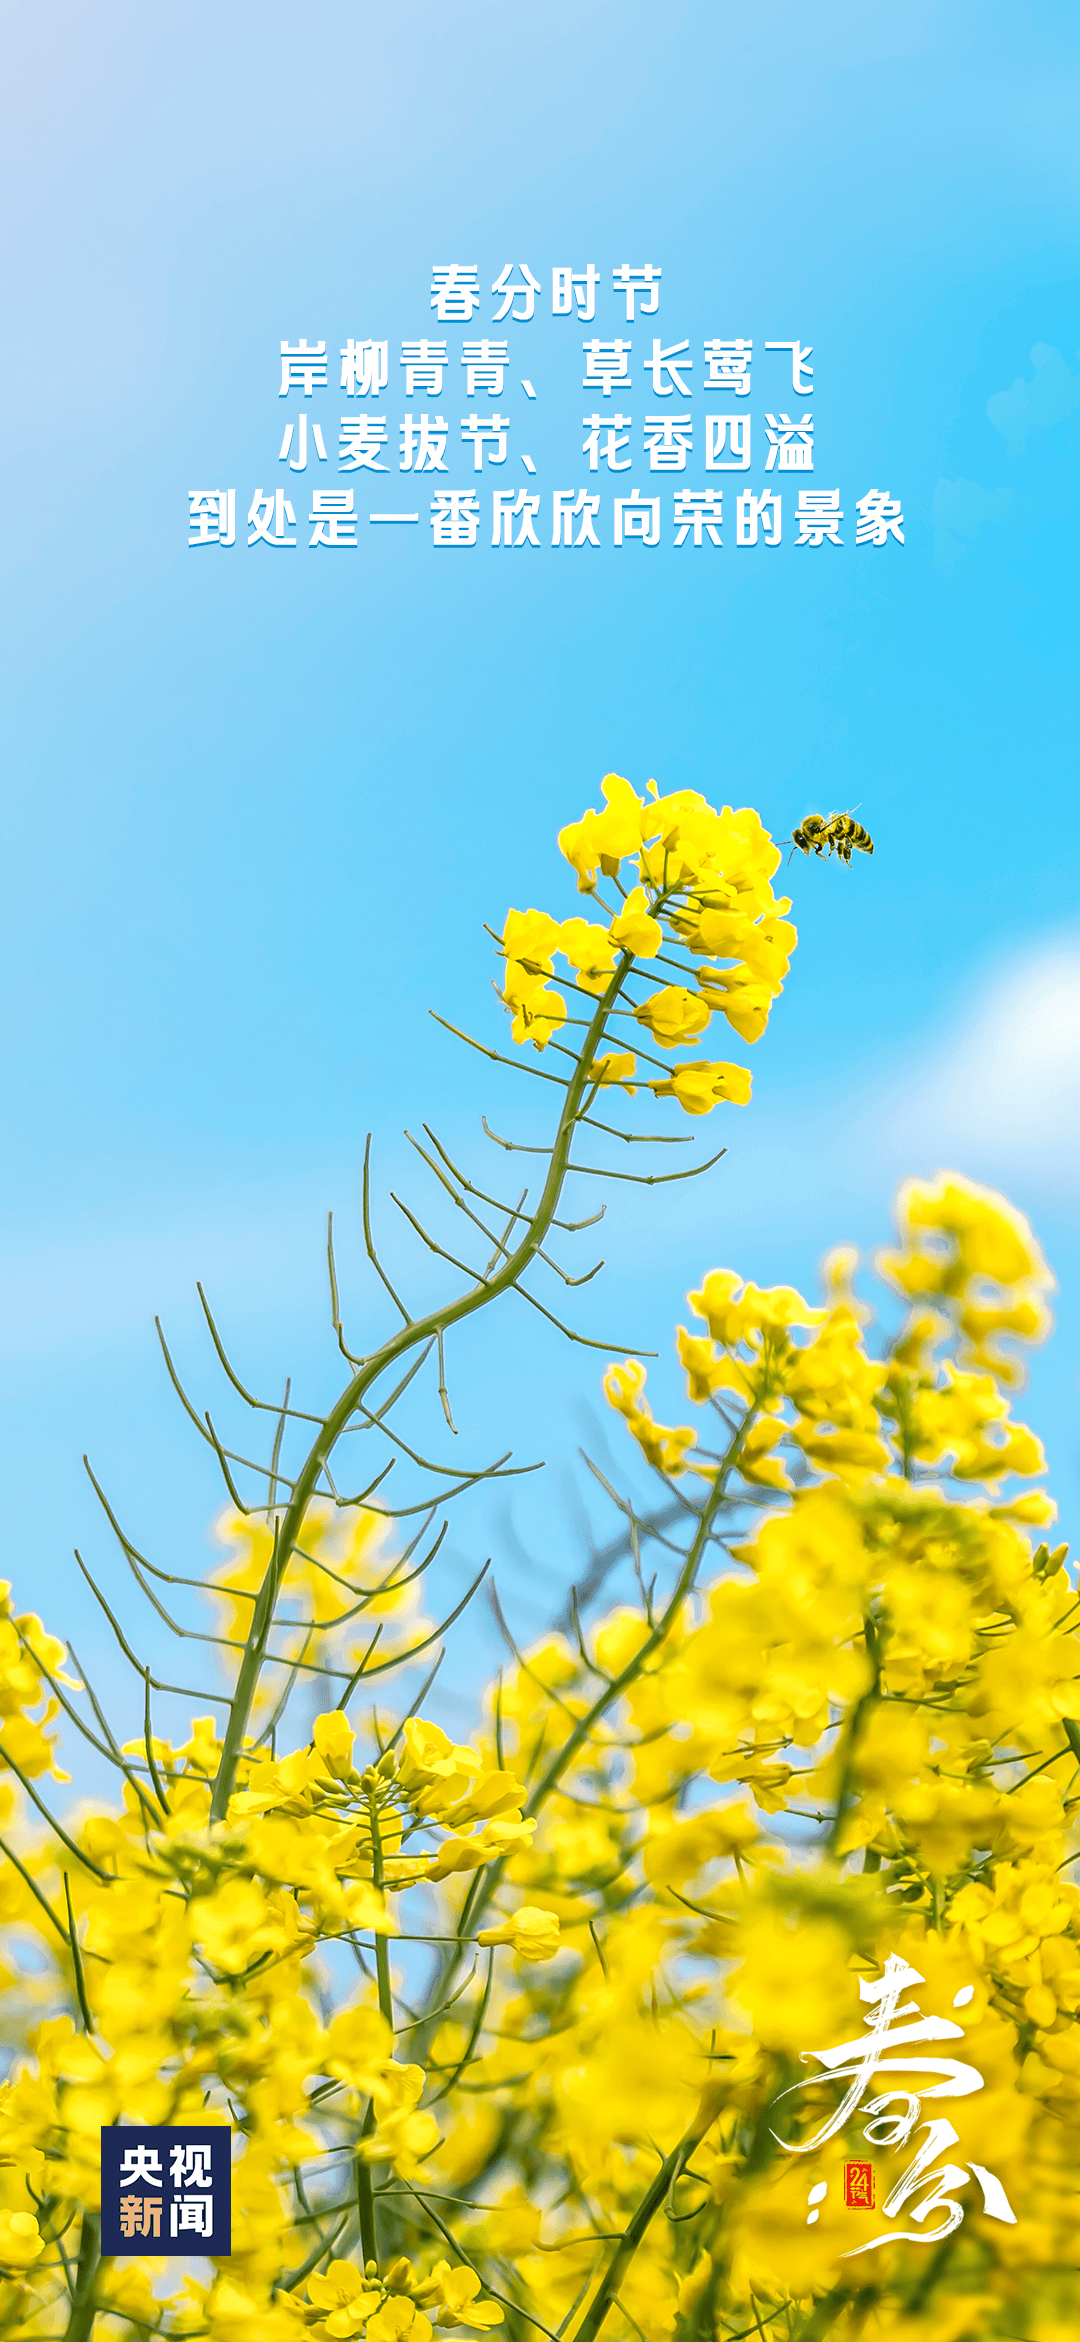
[368,1795,394,2029]
[356,2133,378,2272]
[525,1450,742,1818]
[355,1791,395,2271]
[574,2090,726,2342]
[825,1615,880,1859]
[901,2230,955,2314]
[439,1404,757,1998]
[63,2212,101,2342]
[788,2288,850,2342]
[209,965,637,1824]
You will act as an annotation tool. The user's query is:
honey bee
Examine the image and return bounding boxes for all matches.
[790,813,829,859]
[790,812,874,865]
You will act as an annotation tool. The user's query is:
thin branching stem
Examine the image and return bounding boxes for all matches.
[209,959,643,1820]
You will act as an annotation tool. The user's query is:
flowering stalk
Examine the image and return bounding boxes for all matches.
[208,960,641,1823]
[425,1396,761,2020]
[8,782,1076,2342]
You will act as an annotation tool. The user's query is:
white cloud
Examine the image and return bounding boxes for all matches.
[660,936,1080,1272]
[864,937,1080,1200]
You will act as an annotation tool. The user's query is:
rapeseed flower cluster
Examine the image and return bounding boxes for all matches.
[499,773,794,1113]
[0,786,1074,2342]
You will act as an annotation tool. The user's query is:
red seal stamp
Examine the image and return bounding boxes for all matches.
[843,2161,875,2209]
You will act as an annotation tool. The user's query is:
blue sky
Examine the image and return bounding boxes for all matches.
[1,1,1078,1734]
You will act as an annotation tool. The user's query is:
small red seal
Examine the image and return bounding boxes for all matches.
[843,2161,875,2209]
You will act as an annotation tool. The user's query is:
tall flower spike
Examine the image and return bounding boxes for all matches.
[501,773,794,1108]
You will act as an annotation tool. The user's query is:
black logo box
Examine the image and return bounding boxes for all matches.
[100,2127,232,2257]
